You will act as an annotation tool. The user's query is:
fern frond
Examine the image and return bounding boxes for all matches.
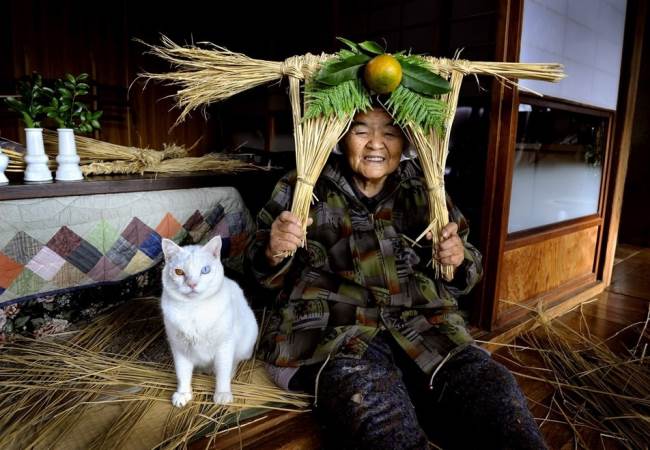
[304,78,372,120]
[385,85,448,133]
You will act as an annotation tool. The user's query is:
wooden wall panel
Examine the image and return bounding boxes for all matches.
[497,225,599,316]
[2,1,218,155]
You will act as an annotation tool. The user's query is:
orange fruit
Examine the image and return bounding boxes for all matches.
[364,54,403,94]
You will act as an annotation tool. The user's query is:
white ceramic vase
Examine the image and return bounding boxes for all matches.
[55,128,83,181]
[0,149,8,184]
[24,128,53,182]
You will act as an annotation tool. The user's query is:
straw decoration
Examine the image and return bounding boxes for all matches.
[139,36,329,125]
[403,70,464,280]
[285,55,354,247]
[0,297,310,450]
[142,37,565,276]
[0,132,261,176]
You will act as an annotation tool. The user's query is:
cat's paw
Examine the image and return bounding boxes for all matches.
[213,391,233,405]
[171,391,193,408]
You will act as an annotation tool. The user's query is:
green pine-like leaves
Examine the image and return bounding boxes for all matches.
[385,85,449,134]
[304,78,372,120]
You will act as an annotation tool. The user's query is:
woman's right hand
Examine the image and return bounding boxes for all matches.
[265,211,313,267]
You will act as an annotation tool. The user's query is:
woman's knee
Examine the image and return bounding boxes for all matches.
[317,357,428,450]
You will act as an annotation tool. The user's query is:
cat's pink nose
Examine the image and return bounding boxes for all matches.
[187,281,197,289]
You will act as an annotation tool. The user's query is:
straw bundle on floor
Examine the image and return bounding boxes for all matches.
[0,297,310,450]
[493,303,650,449]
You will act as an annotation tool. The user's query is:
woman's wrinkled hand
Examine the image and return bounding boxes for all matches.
[426,222,464,268]
[265,211,313,267]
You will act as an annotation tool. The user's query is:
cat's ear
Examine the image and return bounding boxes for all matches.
[203,235,222,259]
[161,239,182,260]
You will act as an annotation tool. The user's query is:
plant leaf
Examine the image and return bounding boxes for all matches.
[315,54,370,86]
[336,37,361,53]
[399,61,451,95]
[77,73,89,81]
[65,73,76,84]
[337,49,356,59]
[358,40,384,55]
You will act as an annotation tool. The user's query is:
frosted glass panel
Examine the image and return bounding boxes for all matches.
[519,0,626,110]
[508,103,608,233]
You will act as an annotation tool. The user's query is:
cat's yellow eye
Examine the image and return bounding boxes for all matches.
[174,268,185,276]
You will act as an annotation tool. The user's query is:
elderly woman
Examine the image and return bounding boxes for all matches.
[247,106,546,449]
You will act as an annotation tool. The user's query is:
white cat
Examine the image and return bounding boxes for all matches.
[160,235,258,407]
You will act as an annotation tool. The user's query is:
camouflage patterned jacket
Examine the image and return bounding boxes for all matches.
[247,156,483,386]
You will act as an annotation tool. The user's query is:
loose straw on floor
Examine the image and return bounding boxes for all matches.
[493,303,650,449]
[0,297,309,450]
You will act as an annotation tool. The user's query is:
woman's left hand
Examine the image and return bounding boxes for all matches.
[426,222,464,268]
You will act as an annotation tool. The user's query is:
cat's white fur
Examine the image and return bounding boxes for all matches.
[160,236,258,407]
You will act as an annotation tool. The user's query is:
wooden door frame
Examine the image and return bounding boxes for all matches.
[474,0,523,330]
[599,0,647,285]
[474,0,647,332]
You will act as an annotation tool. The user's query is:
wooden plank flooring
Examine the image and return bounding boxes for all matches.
[191,246,650,449]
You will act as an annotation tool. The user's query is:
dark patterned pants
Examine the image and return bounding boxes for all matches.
[291,332,547,450]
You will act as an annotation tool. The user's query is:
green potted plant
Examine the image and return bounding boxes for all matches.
[3,73,53,182]
[44,73,102,181]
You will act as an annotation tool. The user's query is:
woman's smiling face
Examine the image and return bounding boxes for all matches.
[342,107,405,192]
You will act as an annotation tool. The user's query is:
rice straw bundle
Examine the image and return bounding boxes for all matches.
[492,303,650,449]
[423,57,565,94]
[42,130,190,166]
[139,36,329,125]
[403,71,464,280]
[0,297,310,450]
[80,153,259,176]
[285,56,354,245]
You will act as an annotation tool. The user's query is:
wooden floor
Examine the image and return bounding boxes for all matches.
[192,245,650,450]
[493,244,650,450]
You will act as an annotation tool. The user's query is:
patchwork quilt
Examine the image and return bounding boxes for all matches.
[0,187,254,337]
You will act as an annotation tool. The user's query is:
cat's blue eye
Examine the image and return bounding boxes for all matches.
[201,265,211,275]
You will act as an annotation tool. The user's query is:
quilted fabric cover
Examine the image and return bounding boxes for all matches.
[0,187,254,307]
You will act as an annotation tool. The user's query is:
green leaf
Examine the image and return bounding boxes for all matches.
[399,61,451,95]
[337,49,356,59]
[65,73,76,84]
[91,119,100,129]
[77,73,89,81]
[358,40,384,55]
[315,53,371,86]
[336,37,361,53]
[58,88,72,98]
[22,112,35,128]
[60,104,70,112]
[64,81,75,90]
[92,110,103,119]
[76,82,89,91]
[5,97,25,112]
